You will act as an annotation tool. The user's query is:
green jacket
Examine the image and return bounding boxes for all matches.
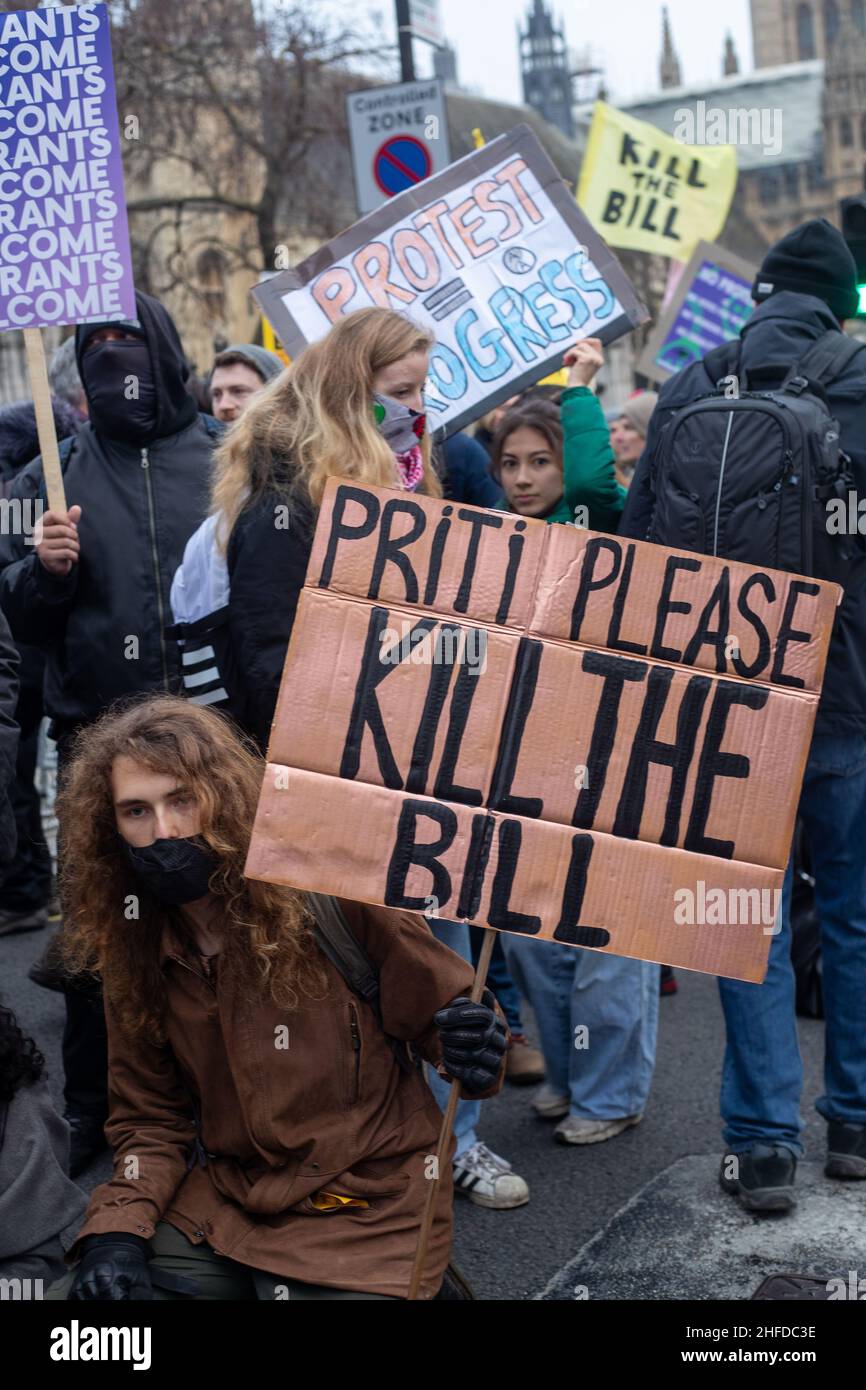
[494,386,625,530]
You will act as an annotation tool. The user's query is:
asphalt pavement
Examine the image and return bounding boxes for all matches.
[5,921,860,1303]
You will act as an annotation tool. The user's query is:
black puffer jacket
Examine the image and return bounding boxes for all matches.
[620,292,866,736]
[0,293,219,735]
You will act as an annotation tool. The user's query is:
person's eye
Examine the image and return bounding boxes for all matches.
[124,806,147,818]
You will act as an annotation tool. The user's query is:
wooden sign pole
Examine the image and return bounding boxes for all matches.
[23,327,67,517]
[407,926,497,1300]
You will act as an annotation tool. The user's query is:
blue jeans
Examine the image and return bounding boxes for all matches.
[501,934,660,1119]
[469,925,524,1033]
[425,918,480,1159]
[718,732,866,1154]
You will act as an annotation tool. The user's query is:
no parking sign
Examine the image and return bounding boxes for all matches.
[347,79,450,216]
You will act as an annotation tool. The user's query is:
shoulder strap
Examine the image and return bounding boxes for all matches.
[702,338,742,388]
[792,330,866,387]
[305,893,417,1074]
[306,892,383,1021]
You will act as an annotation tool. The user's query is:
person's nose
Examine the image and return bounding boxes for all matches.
[514,463,533,488]
[153,806,181,840]
[407,390,425,414]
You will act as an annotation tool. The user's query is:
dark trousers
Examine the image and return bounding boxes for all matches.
[0,666,52,912]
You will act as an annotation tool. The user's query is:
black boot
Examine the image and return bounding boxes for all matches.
[719,1144,797,1212]
[826,1121,866,1180]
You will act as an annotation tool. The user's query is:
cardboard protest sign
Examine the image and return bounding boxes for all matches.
[0,3,135,331]
[253,125,648,436]
[638,241,755,383]
[245,481,840,984]
[577,102,737,263]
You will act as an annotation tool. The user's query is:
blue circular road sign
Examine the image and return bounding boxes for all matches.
[373,135,433,198]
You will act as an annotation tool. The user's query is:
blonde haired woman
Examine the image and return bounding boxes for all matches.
[171,307,440,753]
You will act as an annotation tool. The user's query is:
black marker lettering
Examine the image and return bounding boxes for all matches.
[570,537,623,641]
[650,556,701,662]
[488,819,541,935]
[681,568,731,673]
[684,680,769,858]
[732,572,775,679]
[495,521,527,626]
[606,543,648,654]
[368,498,426,602]
[770,580,819,688]
[455,508,503,613]
[573,651,647,829]
[455,812,496,919]
[319,484,380,589]
[423,506,453,607]
[613,669,711,845]
[489,637,544,817]
[385,800,456,910]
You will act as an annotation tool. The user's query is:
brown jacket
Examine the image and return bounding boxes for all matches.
[70,901,501,1299]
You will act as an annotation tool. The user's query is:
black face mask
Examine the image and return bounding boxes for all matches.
[82,340,158,443]
[120,835,219,906]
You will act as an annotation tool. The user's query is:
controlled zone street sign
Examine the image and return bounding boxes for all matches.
[347,79,451,216]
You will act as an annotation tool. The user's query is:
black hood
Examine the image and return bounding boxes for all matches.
[0,397,80,485]
[75,290,197,442]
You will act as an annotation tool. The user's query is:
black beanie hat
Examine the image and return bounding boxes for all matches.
[753,218,860,320]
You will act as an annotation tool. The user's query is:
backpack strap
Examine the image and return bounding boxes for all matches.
[702,339,742,388]
[789,330,866,388]
[305,892,416,1074]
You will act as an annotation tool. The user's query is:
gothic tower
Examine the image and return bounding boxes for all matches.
[659,7,682,88]
[519,0,574,139]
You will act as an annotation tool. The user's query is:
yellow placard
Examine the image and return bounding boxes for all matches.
[577,101,737,263]
[261,314,290,366]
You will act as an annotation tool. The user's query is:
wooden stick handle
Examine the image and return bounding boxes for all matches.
[407,927,497,1300]
[23,328,66,517]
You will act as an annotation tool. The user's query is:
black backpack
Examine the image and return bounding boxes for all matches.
[647,331,866,579]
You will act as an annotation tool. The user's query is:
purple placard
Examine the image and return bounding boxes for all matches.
[0,2,135,332]
[651,257,754,375]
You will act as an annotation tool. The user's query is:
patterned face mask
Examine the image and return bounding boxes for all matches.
[372,392,427,455]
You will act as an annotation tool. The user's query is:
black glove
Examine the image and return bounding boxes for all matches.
[69,1233,153,1301]
[434,990,507,1095]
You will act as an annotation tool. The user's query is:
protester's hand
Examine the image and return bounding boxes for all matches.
[564,337,604,389]
[68,1234,153,1301]
[434,989,507,1095]
[35,504,81,577]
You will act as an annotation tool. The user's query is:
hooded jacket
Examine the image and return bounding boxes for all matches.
[0,292,221,735]
[620,292,866,736]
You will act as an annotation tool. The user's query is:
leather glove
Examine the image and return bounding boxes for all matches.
[434,989,507,1095]
[69,1233,153,1301]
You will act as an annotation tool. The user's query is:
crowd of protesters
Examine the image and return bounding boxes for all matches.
[0,217,864,1298]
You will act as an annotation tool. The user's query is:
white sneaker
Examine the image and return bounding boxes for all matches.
[452,1142,530,1209]
[554,1114,642,1145]
[532,1084,570,1119]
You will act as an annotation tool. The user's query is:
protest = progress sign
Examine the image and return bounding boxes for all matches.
[245,481,841,984]
[0,2,135,331]
[254,125,647,436]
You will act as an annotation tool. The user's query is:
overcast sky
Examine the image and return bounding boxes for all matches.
[356,0,755,107]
